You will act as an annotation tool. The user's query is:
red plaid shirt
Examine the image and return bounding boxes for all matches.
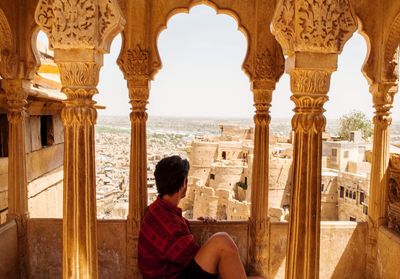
[138,197,199,278]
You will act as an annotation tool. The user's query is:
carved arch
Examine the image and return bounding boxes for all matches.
[383,12,400,82]
[0,8,18,79]
[354,16,374,85]
[151,1,252,80]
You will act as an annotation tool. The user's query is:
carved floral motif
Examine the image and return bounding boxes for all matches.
[272,0,295,53]
[35,0,124,50]
[2,79,28,123]
[290,69,331,133]
[58,62,101,88]
[255,49,275,80]
[118,45,150,79]
[61,103,97,126]
[272,0,357,53]
[290,69,331,94]
[253,89,272,126]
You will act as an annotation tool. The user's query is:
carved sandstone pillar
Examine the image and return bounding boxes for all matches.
[272,1,357,278]
[118,45,150,278]
[3,79,29,220]
[35,1,124,277]
[249,80,274,277]
[126,76,149,278]
[3,78,29,279]
[58,61,100,278]
[366,82,397,278]
[285,67,332,279]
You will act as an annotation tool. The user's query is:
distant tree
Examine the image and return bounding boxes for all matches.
[338,111,372,140]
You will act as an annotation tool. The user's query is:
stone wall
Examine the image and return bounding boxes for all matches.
[26,143,63,183]
[191,184,250,221]
[337,172,369,222]
[27,219,127,279]
[268,157,292,208]
[28,166,63,218]
[269,221,368,279]
[321,171,338,220]
[209,164,243,191]
[0,146,64,221]
[377,227,400,279]
[25,219,369,278]
[188,141,218,183]
[0,220,18,279]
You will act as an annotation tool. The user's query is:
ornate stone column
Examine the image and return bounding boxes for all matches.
[35,1,124,278]
[249,79,274,277]
[58,60,101,278]
[118,45,150,278]
[127,76,149,278]
[286,67,332,279]
[3,79,29,221]
[272,1,357,278]
[366,82,397,278]
[3,78,30,278]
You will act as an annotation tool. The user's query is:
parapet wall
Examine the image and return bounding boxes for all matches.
[25,219,368,278]
[269,221,367,279]
[0,220,18,279]
[377,226,400,279]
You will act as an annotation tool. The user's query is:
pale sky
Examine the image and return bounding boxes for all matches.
[40,5,400,121]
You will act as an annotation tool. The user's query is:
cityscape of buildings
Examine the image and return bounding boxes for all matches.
[95,115,400,223]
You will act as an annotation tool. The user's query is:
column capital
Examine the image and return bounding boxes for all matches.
[2,79,30,123]
[57,61,100,127]
[127,76,150,121]
[370,82,397,128]
[289,68,332,134]
[252,87,273,126]
[2,79,30,101]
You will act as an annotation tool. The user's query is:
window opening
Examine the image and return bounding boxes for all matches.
[339,186,344,198]
[40,115,54,147]
[359,191,365,204]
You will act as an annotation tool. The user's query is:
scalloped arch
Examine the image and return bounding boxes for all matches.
[355,16,374,85]
[0,8,13,50]
[151,1,251,80]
